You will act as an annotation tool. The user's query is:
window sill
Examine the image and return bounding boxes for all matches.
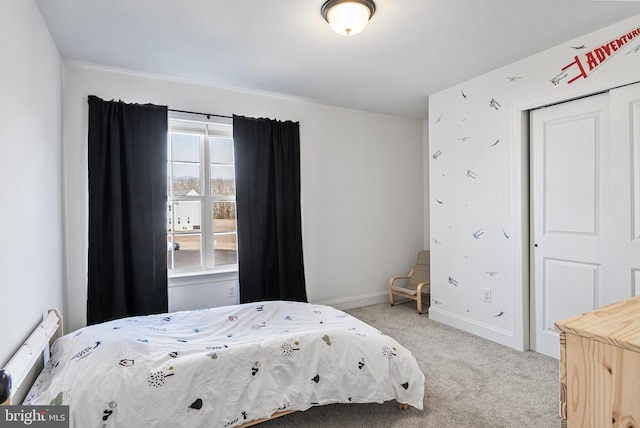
[168,267,238,288]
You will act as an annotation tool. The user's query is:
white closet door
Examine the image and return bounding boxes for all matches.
[530,93,609,359]
[609,83,640,300]
[530,82,640,359]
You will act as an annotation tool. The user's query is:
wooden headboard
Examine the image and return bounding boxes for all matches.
[1,309,63,405]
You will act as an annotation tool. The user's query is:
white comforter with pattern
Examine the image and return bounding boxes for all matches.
[25,301,424,427]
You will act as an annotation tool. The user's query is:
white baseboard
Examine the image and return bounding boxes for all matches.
[316,291,389,311]
[429,307,517,350]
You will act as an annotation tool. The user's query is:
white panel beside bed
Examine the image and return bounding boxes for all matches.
[1,310,63,405]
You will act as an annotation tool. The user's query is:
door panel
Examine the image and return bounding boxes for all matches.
[543,115,598,235]
[610,83,640,301]
[531,82,640,359]
[543,258,598,333]
[530,93,608,359]
[631,101,640,241]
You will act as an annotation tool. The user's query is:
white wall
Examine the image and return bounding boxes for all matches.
[0,0,64,365]
[429,15,640,350]
[63,63,425,332]
[422,120,430,248]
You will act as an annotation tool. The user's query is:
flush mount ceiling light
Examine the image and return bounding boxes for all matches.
[321,0,376,36]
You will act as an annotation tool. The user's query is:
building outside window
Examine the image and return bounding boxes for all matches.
[167,113,237,273]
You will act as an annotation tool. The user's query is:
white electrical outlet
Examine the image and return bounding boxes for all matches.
[482,288,492,303]
[228,284,236,298]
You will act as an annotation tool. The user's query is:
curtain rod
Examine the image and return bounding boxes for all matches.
[168,108,232,119]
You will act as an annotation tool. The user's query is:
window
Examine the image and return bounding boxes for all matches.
[167,113,237,274]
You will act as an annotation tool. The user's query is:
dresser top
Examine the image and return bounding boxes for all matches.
[555,296,640,352]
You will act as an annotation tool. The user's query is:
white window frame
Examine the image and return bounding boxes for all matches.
[167,112,237,278]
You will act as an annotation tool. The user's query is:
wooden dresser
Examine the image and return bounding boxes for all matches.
[555,296,640,427]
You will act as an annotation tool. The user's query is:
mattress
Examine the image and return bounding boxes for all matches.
[24,301,425,427]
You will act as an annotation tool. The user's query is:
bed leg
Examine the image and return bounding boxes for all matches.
[397,402,409,410]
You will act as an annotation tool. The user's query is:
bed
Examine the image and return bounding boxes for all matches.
[12,301,424,427]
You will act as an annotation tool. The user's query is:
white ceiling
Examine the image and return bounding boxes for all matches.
[35,0,640,119]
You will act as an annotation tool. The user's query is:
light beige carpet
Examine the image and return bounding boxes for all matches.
[259,302,561,428]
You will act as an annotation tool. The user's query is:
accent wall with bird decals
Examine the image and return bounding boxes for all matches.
[428,14,640,350]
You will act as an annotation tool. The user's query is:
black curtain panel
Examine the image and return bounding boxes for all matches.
[233,115,307,303]
[87,96,168,325]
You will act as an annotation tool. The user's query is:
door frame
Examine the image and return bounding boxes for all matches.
[509,76,640,352]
